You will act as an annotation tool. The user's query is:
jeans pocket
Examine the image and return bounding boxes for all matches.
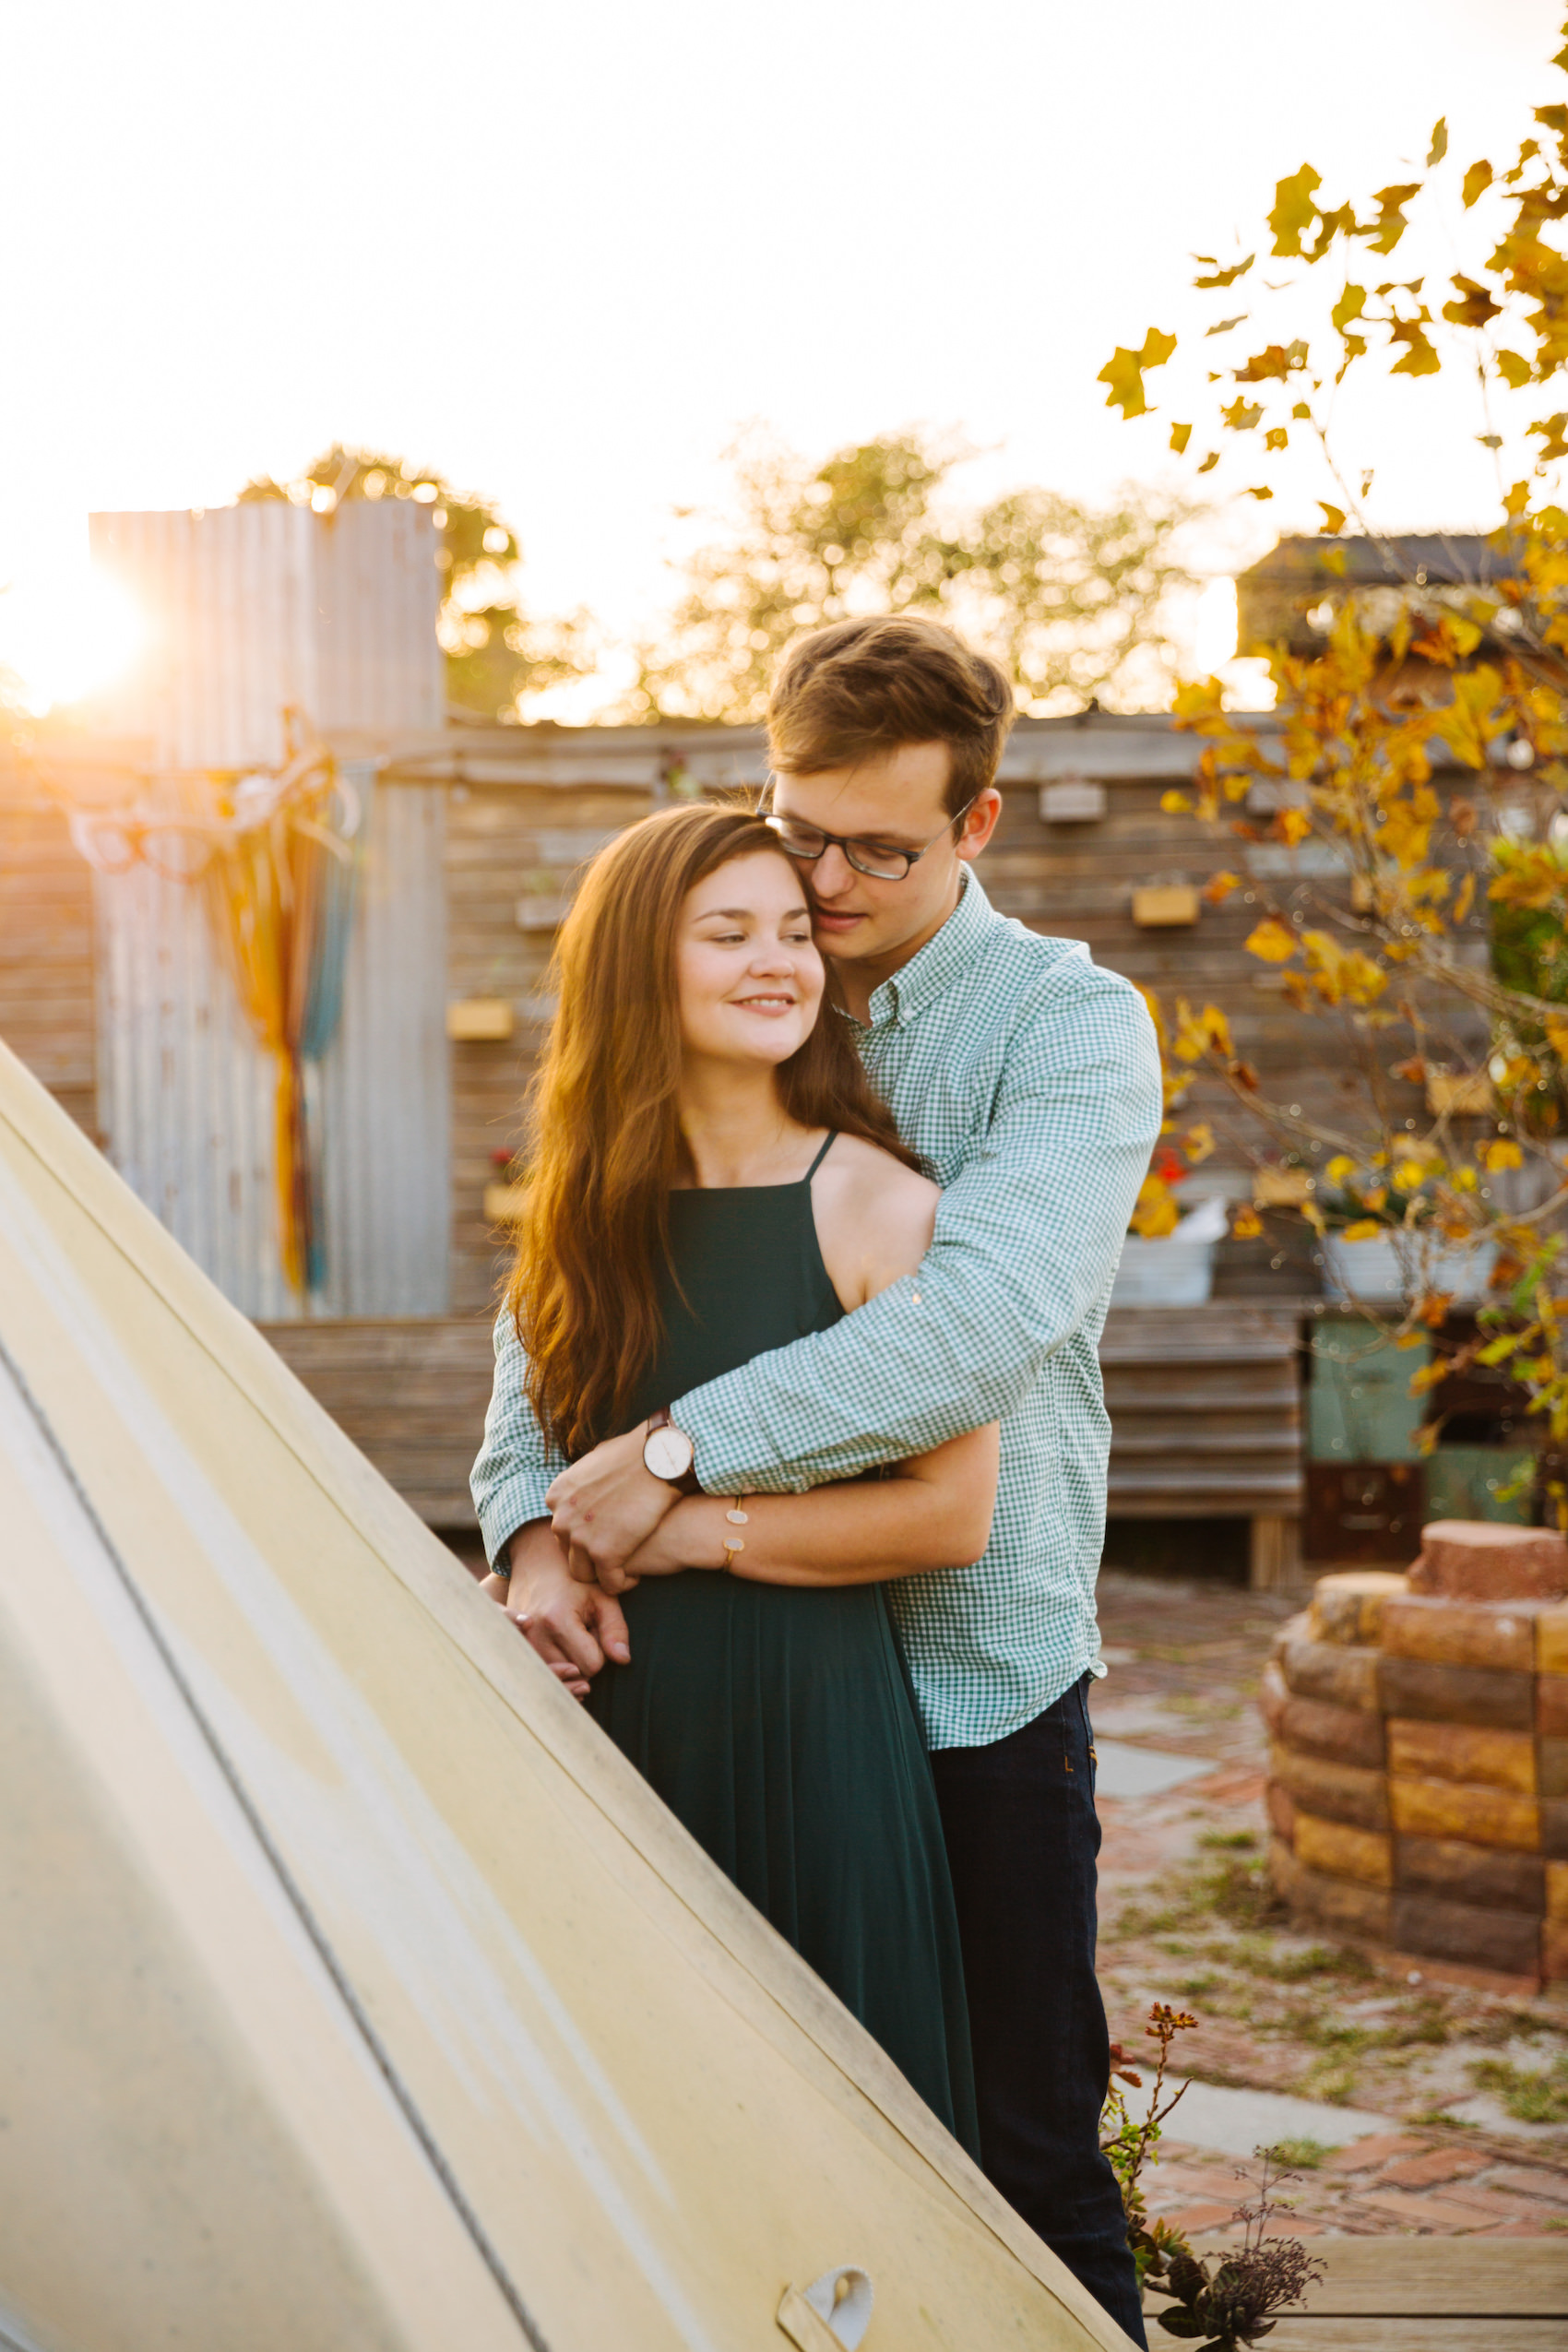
[1077,1674,1099,1783]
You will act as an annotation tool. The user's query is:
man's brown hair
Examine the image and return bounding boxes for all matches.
[766,614,1016,816]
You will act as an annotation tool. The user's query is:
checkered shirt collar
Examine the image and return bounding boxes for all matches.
[862,866,999,1030]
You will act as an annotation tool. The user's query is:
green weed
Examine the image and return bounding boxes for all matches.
[1262,2138,1329,2170]
[1470,2054,1568,2123]
[1302,2061,1358,2105]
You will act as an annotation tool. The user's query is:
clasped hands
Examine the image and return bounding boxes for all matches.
[493,1427,728,1704]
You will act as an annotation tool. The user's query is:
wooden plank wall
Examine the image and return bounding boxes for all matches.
[436,717,1429,1311]
[445,778,657,1312]
[981,765,1429,1156]
[0,778,96,1134]
[2,714,1437,1310]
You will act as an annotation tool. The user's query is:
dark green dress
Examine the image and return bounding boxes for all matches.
[587,1137,979,2155]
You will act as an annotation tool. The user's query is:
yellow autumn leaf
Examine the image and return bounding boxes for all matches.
[1098,327,1178,420]
[1230,1206,1264,1240]
[1453,873,1476,923]
[1130,1174,1181,1237]
[1483,1138,1524,1172]
[1244,918,1299,963]
[1277,807,1313,847]
[1172,999,1235,1063]
[1435,664,1508,768]
[1340,1218,1385,1241]
[1268,162,1322,258]
[1203,870,1243,903]
[1161,790,1194,814]
[1182,1122,1217,1162]
[1324,1155,1356,1184]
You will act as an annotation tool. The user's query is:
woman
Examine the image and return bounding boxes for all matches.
[505,802,998,2152]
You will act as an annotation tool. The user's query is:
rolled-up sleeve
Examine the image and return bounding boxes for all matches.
[469,1312,567,1568]
[672,967,1161,1495]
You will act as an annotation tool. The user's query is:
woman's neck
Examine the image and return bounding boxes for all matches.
[676,1058,814,1189]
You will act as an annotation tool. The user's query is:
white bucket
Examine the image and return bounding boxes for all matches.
[1321,1232,1498,1303]
[1111,1195,1228,1309]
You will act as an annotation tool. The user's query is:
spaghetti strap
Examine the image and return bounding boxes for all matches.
[802,1131,837,1182]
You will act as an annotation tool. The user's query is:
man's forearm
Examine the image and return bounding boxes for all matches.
[675,978,1161,1497]
[646,1426,998,1585]
[470,1313,568,1569]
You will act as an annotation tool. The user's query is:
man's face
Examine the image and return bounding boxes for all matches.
[770,742,1002,976]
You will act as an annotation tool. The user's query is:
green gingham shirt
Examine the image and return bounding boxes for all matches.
[471,871,1161,1750]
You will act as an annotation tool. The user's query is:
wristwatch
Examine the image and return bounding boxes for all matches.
[642,1406,695,1482]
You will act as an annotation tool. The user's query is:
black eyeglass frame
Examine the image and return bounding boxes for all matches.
[759,778,980,882]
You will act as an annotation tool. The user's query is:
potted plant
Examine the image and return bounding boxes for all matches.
[1111,1144,1230,1307]
[1317,1152,1496,1303]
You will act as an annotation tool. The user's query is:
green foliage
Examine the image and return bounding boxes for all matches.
[619,426,1202,723]
[1262,2138,1328,2169]
[1471,2050,1568,2121]
[1116,1845,1286,1942]
[1101,2009,1322,2347]
[1240,1938,1374,1985]
[240,445,593,720]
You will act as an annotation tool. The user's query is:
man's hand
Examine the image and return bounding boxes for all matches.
[545,1425,681,1595]
[622,1496,728,1578]
[490,1518,632,1701]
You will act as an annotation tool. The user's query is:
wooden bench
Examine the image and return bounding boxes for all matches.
[260,1304,1310,1596]
[259,1316,496,1527]
[1147,2236,1568,2348]
[1100,1303,1305,1590]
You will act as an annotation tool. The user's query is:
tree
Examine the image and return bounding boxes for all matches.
[240,446,594,720]
[1105,14,1568,1511]
[619,427,1202,723]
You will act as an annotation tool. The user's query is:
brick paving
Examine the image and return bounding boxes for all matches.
[1092,1563,1568,2238]
[1147,2128,1568,2236]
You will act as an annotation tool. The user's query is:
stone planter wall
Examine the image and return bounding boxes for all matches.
[1263,1521,1568,1981]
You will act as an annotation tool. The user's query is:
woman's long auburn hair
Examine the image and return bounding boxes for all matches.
[507,802,921,1458]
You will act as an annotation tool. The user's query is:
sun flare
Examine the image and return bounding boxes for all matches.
[0,564,148,716]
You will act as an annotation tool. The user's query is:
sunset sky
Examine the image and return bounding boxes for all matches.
[2,0,1560,710]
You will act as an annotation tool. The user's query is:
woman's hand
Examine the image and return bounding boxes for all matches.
[622,1495,731,1578]
[489,1519,634,1701]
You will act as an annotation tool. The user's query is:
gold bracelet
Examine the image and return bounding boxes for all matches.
[722,1494,748,1566]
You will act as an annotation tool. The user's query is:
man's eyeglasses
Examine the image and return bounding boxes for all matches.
[761,785,978,883]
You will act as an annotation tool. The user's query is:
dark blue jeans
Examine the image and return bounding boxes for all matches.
[931,1672,1146,2347]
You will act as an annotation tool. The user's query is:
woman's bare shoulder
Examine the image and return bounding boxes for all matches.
[814,1133,938,1301]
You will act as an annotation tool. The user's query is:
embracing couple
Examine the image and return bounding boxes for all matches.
[471,615,1161,2346]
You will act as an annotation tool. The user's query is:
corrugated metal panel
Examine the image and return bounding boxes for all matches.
[86,505,449,1318]
[315,499,445,731]
[92,505,321,768]
[316,778,449,1315]
[92,858,289,1315]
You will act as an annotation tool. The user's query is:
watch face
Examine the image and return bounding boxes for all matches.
[643,1424,694,1480]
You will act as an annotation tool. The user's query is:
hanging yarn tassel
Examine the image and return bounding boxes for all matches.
[201,736,367,1298]
[40,714,368,1301]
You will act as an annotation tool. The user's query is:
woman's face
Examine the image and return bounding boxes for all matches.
[674,849,825,1070]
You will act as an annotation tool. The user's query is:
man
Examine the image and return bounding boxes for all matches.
[471,613,1161,2346]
